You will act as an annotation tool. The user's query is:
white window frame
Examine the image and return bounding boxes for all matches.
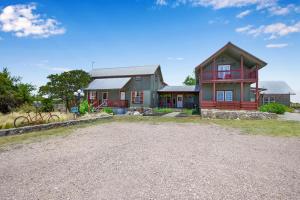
[225,91,233,102]
[216,91,225,102]
[89,91,96,100]
[120,91,126,100]
[216,90,233,102]
[218,65,231,79]
[133,91,142,104]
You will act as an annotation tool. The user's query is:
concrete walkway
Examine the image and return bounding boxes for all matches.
[278,112,300,122]
[162,112,182,117]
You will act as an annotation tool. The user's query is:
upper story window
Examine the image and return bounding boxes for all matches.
[135,76,141,81]
[217,65,231,79]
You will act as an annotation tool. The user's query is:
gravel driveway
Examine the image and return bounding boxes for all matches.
[0,122,299,200]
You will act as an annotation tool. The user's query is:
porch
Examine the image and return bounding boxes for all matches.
[158,86,199,109]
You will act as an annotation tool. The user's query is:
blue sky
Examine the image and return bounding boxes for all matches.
[1,0,300,102]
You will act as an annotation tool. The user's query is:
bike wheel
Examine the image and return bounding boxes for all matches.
[14,116,30,128]
[48,115,60,123]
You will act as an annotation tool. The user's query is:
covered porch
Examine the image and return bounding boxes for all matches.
[158,86,199,109]
[85,78,131,108]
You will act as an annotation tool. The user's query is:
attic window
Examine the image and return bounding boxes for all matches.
[135,76,141,81]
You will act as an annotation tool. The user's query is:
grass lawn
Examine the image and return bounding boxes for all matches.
[212,119,300,137]
[0,116,299,149]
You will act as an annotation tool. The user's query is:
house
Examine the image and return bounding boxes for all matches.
[85,65,165,108]
[158,85,199,108]
[195,42,267,110]
[85,42,270,111]
[255,81,295,106]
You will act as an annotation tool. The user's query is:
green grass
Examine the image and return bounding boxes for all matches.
[152,108,175,114]
[212,119,300,137]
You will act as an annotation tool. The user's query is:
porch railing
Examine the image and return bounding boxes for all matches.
[201,101,257,110]
[201,69,257,81]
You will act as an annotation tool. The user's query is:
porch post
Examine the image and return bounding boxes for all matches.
[200,68,203,107]
[213,58,216,80]
[256,64,259,109]
[240,82,244,103]
[240,55,244,79]
[213,82,216,102]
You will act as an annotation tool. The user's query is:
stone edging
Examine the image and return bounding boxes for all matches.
[0,116,113,137]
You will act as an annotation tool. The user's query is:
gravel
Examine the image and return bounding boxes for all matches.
[0,122,299,200]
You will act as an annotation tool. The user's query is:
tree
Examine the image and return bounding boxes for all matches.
[39,70,91,111]
[183,75,196,86]
[0,68,35,113]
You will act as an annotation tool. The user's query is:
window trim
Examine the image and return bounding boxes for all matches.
[216,90,233,102]
[217,64,231,79]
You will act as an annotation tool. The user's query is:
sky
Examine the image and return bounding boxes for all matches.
[0,0,300,102]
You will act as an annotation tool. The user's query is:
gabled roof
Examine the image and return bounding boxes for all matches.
[195,42,267,70]
[85,77,131,90]
[255,81,295,95]
[90,65,160,78]
[158,85,199,93]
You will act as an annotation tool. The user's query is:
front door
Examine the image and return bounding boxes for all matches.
[102,92,108,106]
[177,94,183,108]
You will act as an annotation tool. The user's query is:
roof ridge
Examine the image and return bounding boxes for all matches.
[91,65,159,71]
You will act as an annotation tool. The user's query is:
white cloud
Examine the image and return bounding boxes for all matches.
[0,3,65,38]
[235,25,253,32]
[268,4,300,16]
[156,0,167,6]
[167,57,184,61]
[159,0,277,9]
[236,22,300,39]
[49,67,71,72]
[236,10,252,18]
[266,43,288,48]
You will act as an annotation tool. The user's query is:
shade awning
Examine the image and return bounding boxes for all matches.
[85,77,131,90]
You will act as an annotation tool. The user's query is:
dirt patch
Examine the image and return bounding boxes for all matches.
[0,122,299,199]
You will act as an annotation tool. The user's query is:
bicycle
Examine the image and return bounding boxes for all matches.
[14,111,60,128]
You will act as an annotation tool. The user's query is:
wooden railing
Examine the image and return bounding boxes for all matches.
[201,101,257,110]
[90,99,129,108]
[201,69,257,81]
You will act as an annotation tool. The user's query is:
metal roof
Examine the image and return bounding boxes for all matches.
[85,77,131,90]
[195,42,267,70]
[158,85,200,92]
[90,65,160,78]
[252,81,295,95]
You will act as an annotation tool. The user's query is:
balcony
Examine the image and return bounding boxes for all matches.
[201,69,257,82]
[89,99,129,108]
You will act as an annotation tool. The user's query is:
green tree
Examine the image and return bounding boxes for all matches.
[0,68,36,113]
[183,75,196,86]
[39,70,91,111]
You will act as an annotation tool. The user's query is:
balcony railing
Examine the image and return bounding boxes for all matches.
[201,69,257,81]
[201,101,257,110]
[90,99,129,108]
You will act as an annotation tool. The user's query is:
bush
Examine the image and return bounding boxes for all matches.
[79,100,89,115]
[16,103,36,113]
[40,98,54,112]
[102,107,113,114]
[153,108,174,114]
[192,108,200,115]
[259,103,287,114]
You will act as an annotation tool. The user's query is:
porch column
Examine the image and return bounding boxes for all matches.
[240,82,244,103]
[240,55,244,79]
[212,82,216,101]
[200,68,203,107]
[213,58,216,80]
[255,64,259,109]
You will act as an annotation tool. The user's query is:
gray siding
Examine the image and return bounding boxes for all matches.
[260,94,291,106]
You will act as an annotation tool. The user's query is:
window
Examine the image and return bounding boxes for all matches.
[216,91,225,101]
[218,65,231,79]
[216,90,233,102]
[120,92,125,100]
[263,96,276,104]
[225,91,233,102]
[89,91,96,100]
[132,91,143,104]
[135,76,141,81]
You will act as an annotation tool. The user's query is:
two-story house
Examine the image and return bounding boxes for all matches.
[195,42,267,110]
[85,65,165,109]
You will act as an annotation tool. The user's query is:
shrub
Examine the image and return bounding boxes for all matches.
[259,103,286,114]
[102,107,113,114]
[40,98,54,112]
[192,108,200,115]
[79,100,89,115]
[16,103,36,113]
